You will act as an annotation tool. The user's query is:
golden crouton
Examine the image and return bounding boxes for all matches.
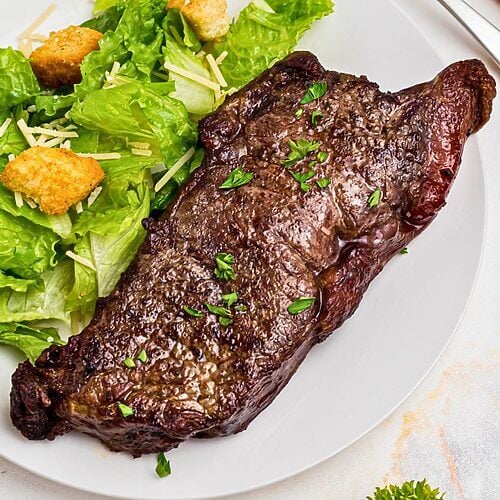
[167,0,229,42]
[0,147,105,215]
[30,26,103,88]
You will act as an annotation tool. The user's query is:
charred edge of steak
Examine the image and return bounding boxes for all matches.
[10,361,58,440]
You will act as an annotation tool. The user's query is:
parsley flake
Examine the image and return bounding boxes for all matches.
[214,252,235,281]
[300,81,327,104]
[123,357,136,368]
[219,316,233,327]
[205,303,232,318]
[235,304,248,312]
[283,139,320,168]
[183,306,203,317]
[295,108,304,118]
[400,247,408,255]
[316,178,331,189]
[311,110,324,126]
[117,403,134,418]
[288,297,315,315]
[220,167,253,190]
[317,151,328,163]
[137,349,148,364]
[156,452,172,478]
[368,188,382,207]
[222,292,238,308]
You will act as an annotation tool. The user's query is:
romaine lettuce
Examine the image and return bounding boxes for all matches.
[212,0,334,90]
[0,48,40,110]
[0,323,65,364]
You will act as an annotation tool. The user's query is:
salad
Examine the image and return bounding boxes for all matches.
[0,0,333,363]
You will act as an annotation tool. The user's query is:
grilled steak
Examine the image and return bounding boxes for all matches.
[10,52,495,456]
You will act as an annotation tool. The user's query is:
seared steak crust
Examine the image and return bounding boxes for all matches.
[10,52,495,456]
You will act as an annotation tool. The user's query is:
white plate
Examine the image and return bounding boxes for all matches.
[0,0,486,498]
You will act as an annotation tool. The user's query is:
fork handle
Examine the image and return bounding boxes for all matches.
[436,0,500,65]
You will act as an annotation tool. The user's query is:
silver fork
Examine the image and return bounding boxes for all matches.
[436,0,500,65]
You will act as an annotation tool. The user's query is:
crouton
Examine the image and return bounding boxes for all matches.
[167,0,229,42]
[0,146,105,215]
[30,26,103,88]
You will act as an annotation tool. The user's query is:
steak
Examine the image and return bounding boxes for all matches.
[10,52,495,456]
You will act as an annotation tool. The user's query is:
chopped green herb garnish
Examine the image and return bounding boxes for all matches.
[137,349,148,364]
[400,247,408,255]
[283,139,320,168]
[317,151,328,163]
[316,178,331,189]
[117,403,134,418]
[290,169,316,192]
[214,252,235,281]
[367,479,444,500]
[220,167,254,190]
[205,303,232,318]
[123,357,136,368]
[156,452,172,478]
[368,188,382,207]
[222,292,238,308]
[287,297,315,315]
[308,160,317,168]
[300,81,327,104]
[183,306,203,317]
[235,304,248,312]
[311,110,324,126]
[295,108,304,118]
[219,316,233,327]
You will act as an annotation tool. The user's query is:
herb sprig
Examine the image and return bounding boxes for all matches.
[367,479,444,500]
[300,81,327,104]
[288,297,315,315]
[220,167,254,190]
[214,253,235,281]
[156,452,172,478]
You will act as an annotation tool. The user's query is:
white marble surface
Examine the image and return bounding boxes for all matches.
[1,0,499,498]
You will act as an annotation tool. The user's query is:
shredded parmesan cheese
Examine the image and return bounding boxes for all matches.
[60,140,71,150]
[206,54,228,88]
[87,186,102,207]
[0,117,12,138]
[17,119,37,147]
[79,152,121,160]
[149,163,166,175]
[27,33,48,42]
[215,51,228,65]
[31,127,78,138]
[42,136,66,148]
[155,148,196,192]
[25,197,37,209]
[20,4,56,39]
[66,251,96,272]
[164,62,220,92]
[18,39,33,58]
[129,141,151,150]
[8,154,16,162]
[131,148,153,157]
[14,192,24,208]
[75,201,83,214]
[26,105,37,113]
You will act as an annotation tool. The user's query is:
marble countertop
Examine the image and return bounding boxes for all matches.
[1,0,498,498]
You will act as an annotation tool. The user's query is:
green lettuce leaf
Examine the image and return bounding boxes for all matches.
[162,39,215,116]
[70,80,197,165]
[0,209,59,279]
[0,48,40,110]
[0,271,39,293]
[92,0,119,15]
[0,323,65,364]
[82,5,122,33]
[212,0,333,90]
[0,260,73,324]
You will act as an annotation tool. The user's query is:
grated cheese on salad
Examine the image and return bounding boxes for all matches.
[132,148,153,157]
[16,119,37,147]
[87,186,103,207]
[79,152,122,160]
[14,191,24,208]
[215,51,228,65]
[66,251,97,272]
[155,148,196,192]
[0,117,12,138]
[164,62,220,92]
[206,54,227,88]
